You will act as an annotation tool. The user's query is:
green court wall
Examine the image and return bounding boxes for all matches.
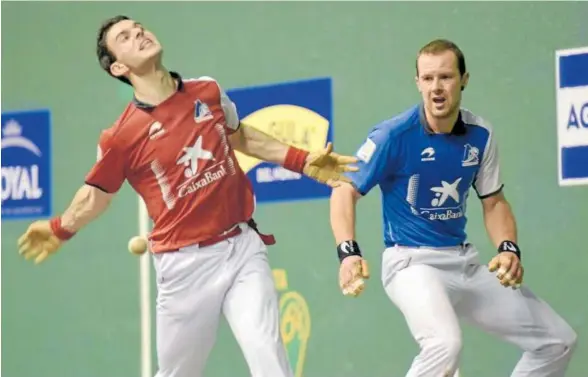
[2,2,586,377]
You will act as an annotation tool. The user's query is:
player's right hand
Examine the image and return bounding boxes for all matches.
[17,220,63,264]
[303,142,358,188]
[339,255,370,297]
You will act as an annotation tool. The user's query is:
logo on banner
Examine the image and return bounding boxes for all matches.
[273,268,311,377]
[1,109,52,219]
[556,46,588,186]
[227,77,333,203]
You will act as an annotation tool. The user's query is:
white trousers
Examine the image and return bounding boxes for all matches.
[152,223,293,377]
[382,244,577,377]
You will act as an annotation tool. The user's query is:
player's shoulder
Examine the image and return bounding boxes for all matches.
[182,75,222,89]
[460,107,495,136]
[182,75,225,99]
[99,103,145,145]
[368,104,421,143]
[186,75,218,83]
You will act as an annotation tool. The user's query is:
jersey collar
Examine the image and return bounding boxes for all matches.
[418,103,467,136]
[132,71,184,111]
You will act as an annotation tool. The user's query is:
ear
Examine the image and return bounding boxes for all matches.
[461,72,470,92]
[415,75,422,93]
[110,62,129,78]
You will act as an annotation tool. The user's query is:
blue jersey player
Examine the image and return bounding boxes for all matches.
[330,39,577,377]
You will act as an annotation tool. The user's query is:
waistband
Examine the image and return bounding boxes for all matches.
[198,222,245,248]
[387,242,471,250]
[185,219,276,249]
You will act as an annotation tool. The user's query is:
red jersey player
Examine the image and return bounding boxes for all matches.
[17,15,358,377]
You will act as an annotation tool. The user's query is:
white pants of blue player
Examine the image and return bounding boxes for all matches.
[382,243,577,377]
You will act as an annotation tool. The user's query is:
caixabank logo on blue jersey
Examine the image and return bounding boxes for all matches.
[227,77,333,204]
[1,109,52,220]
[556,46,588,186]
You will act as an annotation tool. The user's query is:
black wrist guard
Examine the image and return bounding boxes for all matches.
[498,240,521,261]
[337,240,362,263]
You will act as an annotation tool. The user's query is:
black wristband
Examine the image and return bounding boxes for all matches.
[498,240,521,261]
[337,240,362,263]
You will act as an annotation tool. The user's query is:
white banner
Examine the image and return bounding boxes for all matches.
[555,46,588,186]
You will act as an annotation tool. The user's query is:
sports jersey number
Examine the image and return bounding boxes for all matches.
[151,160,176,210]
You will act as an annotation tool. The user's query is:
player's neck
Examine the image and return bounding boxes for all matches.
[131,67,177,106]
[424,109,460,134]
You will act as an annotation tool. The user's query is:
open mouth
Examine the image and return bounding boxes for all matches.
[432,97,446,105]
[139,39,152,50]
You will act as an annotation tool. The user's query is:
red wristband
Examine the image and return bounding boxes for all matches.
[283,146,309,173]
[49,217,76,241]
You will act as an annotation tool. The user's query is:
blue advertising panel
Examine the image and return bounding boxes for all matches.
[1,109,52,219]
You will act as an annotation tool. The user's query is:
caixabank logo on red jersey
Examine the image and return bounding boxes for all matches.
[226,77,334,204]
[175,135,228,198]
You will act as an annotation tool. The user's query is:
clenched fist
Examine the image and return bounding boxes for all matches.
[488,252,524,288]
[339,255,370,297]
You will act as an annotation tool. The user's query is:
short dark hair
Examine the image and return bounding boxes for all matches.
[416,39,466,77]
[96,15,132,86]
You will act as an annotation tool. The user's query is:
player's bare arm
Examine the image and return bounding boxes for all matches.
[330,182,361,243]
[330,182,370,297]
[17,184,114,264]
[229,123,289,165]
[481,191,517,247]
[229,122,359,187]
[481,191,523,288]
[61,184,114,232]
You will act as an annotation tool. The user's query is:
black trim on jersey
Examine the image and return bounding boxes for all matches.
[418,103,467,135]
[476,184,504,199]
[132,71,184,111]
[84,181,112,194]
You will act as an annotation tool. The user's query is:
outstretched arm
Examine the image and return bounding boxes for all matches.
[211,77,356,185]
[60,184,115,233]
[18,129,126,264]
[229,123,357,186]
[17,185,115,264]
[229,123,294,166]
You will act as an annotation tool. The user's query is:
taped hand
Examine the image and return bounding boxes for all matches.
[17,220,63,264]
[303,142,358,188]
[488,252,524,289]
[339,255,370,297]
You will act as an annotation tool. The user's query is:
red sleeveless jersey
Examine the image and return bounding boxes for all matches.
[85,73,255,253]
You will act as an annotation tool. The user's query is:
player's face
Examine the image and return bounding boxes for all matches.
[415,51,469,119]
[106,19,162,78]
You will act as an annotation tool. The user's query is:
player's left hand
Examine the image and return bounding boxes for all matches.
[17,220,64,264]
[303,142,358,188]
[488,252,524,289]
